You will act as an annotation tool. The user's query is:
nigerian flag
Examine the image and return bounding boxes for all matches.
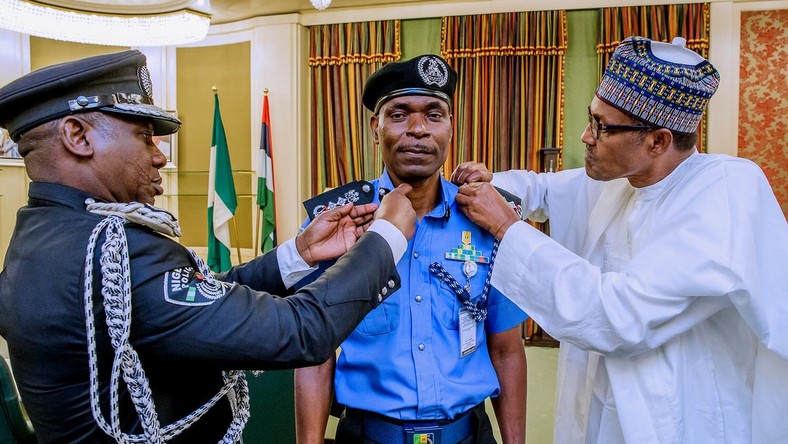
[257,94,276,253]
[207,93,237,272]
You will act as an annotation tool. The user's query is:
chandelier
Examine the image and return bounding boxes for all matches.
[309,0,331,11]
[0,0,211,47]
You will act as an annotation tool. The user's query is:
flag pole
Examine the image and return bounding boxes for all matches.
[218,83,241,265]
[230,216,242,264]
[253,87,269,255]
[253,89,265,254]
[254,210,261,254]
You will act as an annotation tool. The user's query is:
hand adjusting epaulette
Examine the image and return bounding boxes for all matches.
[303,180,376,221]
[494,186,523,219]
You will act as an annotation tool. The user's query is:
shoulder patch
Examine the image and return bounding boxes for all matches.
[494,186,523,218]
[163,266,231,306]
[302,180,375,221]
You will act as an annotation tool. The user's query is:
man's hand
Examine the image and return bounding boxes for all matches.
[455,182,519,240]
[375,183,416,240]
[450,161,493,185]
[296,202,378,265]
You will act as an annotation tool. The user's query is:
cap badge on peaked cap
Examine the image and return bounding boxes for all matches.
[139,64,155,99]
[417,56,450,88]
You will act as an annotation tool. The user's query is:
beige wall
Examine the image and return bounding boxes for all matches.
[175,16,310,262]
[0,162,26,358]
[29,37,127,69]
[176,43,253,248]
[0,163,27,271]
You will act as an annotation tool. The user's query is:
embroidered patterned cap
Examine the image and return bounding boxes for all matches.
[596,36,720,134]
[362,54,457,113]
[0,50,180,141]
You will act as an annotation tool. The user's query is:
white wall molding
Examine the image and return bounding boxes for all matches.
[298,0,776,26]
[0,29,28,84]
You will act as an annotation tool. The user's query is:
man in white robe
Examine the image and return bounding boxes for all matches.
[451,36,788,443]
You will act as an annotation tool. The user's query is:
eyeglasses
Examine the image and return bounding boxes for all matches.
[587,107,654,140]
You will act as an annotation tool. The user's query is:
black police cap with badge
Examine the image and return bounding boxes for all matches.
[0,50,180,142]
[362,54,458,114]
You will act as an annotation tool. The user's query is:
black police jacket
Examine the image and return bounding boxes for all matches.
[0,182,400,443]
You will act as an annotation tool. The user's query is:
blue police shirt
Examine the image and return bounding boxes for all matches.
[333,171,528,420]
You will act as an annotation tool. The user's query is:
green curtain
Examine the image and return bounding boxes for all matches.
[308,21,401,193]
[597,4,711,151]
[441,11,568,174]
[564,10,601,170]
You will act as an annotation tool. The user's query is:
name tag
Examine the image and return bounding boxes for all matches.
[459,308,477,357]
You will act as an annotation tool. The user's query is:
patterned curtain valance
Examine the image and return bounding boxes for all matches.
[597,4,710,66]
[308,20,401,193]
[442,11,568,59]
[440,11,567,175]
[309,20,401,67]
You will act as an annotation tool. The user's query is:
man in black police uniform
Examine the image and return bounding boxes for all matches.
[0,50,416,443]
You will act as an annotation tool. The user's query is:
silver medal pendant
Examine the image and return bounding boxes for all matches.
[463,259,477,278]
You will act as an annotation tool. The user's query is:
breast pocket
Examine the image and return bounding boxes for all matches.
[435,261,490,330]
[354,292,401,336]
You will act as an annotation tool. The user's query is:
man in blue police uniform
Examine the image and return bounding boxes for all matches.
[0,50,416,443]
[295,55,527,444]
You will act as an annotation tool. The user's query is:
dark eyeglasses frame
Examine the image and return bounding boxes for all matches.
[587,107,655,140]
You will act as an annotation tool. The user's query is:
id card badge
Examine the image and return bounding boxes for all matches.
[459,308,477,357]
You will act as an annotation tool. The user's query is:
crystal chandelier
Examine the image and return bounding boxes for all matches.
[309,0,332,11]
[0,0,210,47]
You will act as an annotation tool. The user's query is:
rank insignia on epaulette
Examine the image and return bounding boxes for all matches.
[302,180,376,221]
[495,186,523,218]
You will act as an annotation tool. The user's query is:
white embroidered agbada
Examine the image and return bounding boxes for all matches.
[490,151,788,443]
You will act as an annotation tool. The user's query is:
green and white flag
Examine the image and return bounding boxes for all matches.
[207,93,237,272]
[257,94,276,253]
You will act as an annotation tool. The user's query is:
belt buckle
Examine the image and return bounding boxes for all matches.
[404,423,441,444]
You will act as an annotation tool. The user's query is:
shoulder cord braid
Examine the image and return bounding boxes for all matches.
[428,240,499,323]
[83,200,250,443]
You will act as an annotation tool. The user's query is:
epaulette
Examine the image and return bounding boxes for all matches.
[303,180,376,221]
[495,186,523,219]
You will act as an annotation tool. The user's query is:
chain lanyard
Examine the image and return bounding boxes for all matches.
[83,200,249,443]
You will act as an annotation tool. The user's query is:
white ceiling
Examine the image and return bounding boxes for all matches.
[204,0,448,24]
[40,0,436,25]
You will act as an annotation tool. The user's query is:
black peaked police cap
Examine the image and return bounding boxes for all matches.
[0,50,180,142]
[362,54,457,114]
